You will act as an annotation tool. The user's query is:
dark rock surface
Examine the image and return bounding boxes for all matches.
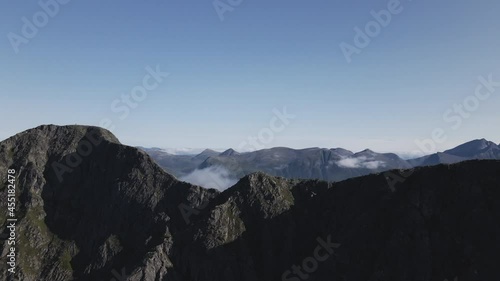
[0,125,218,281]
[1,125,500,281]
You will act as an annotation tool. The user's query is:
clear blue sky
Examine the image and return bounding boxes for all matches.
[1,0,500,154]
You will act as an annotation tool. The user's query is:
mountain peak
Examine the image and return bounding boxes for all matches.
[1,125,121,168]
[18,124,119,143]
[354,149,376,156]
[220,148,239,156]
[194,149,219,157]
[3,125,500,280]
[229,172,289,193]
[330,147,354,157]
[444,138,498,158]
[223,172,295,219]
[199,148,218,155]
[192,148,220,162]
[242,171,274,180]
[0,124,219,280]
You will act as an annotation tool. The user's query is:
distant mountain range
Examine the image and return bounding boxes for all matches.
[2,125,500,280]
[140,139,500,187]
[408,139,500,166]
[146,147,225,155]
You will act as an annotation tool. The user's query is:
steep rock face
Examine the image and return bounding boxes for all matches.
[0,125,218,281]
[1,125,500,281]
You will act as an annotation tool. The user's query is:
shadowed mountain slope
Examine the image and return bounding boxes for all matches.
[1,125,500,281]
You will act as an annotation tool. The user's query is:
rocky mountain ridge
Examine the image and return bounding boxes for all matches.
[1,125,499,281]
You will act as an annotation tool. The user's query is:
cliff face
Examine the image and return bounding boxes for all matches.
[1,125,500,281]
[0,125,218,281]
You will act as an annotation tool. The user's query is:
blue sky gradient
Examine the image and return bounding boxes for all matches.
[1,0,500,153]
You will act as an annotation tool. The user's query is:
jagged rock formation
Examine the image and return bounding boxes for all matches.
[0,125,218,281]
[1,125,500,281]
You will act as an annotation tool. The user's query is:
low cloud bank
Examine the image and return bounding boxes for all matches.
[336,156,385,169]
[180,166,238,191]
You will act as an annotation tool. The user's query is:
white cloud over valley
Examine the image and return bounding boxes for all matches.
[336,156,386,169]
[180,166,238,191]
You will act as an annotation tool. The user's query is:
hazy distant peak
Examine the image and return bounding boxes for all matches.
[220,148,239,156]
[199,148,219,155]
[158,148,207,155]
[444,138,499,158]
[192,149,221,162]
[353,149,377,157]
[331,147,354,153]
[330,148,354,157]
